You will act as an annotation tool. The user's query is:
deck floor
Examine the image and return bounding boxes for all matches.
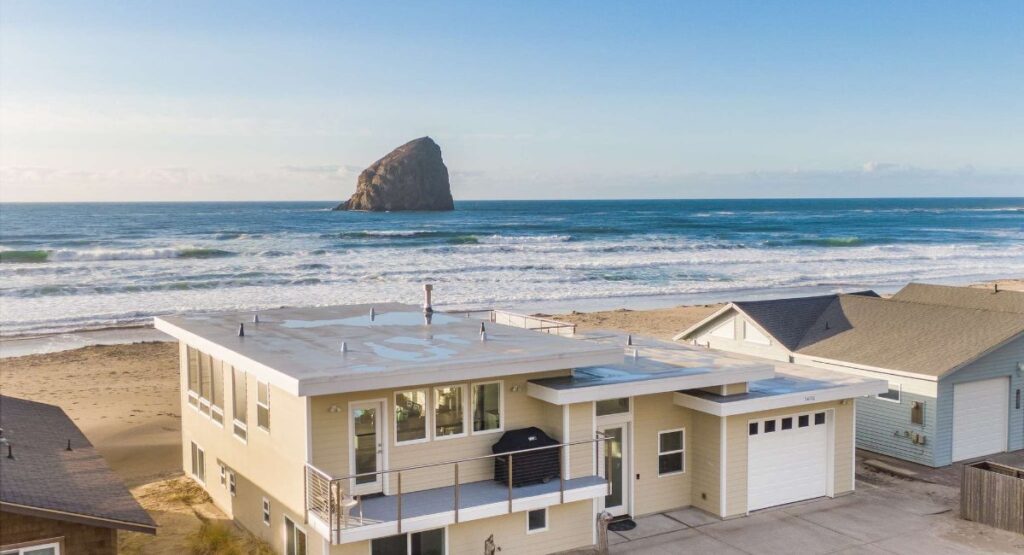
[345,475,606,524]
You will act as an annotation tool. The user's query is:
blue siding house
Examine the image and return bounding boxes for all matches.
[676,283,1024,467]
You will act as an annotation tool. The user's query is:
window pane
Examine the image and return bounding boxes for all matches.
[659,452,684,475]
[595,397,629,416]
[233,367,247,423]
[412,529,445,555]
[212,360,224,408]
[258,381,269,404]
[781,417,793,430]
[200,354,212,400]
[814,412,825,425]
[764,420,776,433]
[435,385,464,437]
[187,347,200,393]
[295,529,306,555]
[395,390,427,442]
[528,508,547,531]
[749,422,758,435]
[659,431,682,453]
[878,386,900,401]
[258,405,270,430]
[286,519,296,555]
[473,382,501,432]
[371,534,407,555]
[798,415,809,428]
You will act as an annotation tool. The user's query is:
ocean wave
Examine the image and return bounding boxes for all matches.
[0,247,236,263]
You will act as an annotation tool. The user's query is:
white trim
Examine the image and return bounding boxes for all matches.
[794,354,941,382]
[657,428,686,477]
[470,380,505,435]
[745,408,833,513]
[433,384,468,440]
[305,396,313,463]
[719,417,727,517]
[876,383,902,403]
[673,379,887,416]
[562,405,571,478]
[528,365,774,405]
[525,507,549,534]
[393,388,431,446]
[826,408,836,498]
[349,398,388,496]
[851,401,857,492]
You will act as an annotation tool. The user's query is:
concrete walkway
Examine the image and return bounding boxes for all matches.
[604,467,1024,554]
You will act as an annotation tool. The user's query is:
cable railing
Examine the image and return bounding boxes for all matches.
[305,432,610,544]
[445,309,577,336]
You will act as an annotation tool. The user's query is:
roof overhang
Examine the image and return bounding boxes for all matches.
[673,376,887,416]
[527,363,775,405]
[1,501,158,535]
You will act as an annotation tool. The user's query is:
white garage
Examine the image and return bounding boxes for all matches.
[747,410,832,511]
[951,377,1009,462]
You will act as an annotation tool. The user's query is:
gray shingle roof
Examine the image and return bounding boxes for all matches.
[795,295,1024,376]
[892,282,1024,314]
[734,290,879,351]
[0,396,157,533]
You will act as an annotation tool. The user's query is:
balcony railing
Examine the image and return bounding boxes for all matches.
[305,433,609,544]
[446,309,577,336]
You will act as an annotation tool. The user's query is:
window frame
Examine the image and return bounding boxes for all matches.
[657,428,685,477]
[190,441,205,484]
[526,507,549,534]
[595,397,631,418]
[284,515,307,555]
[369,528,446,555]
[433,384,467,440]
[393,389,430,446]
[262,497,271,526]
[257,381,271,432]
[470,380,504,436]
[876,383,901,403]
[0,541,63,555]
[232,367,248,442]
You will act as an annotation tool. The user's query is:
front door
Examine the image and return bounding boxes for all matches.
[351,401,384,495]
[600,424,629,517]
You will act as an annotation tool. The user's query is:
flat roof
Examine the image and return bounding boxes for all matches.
[155,304,622,396]
[0,396,157,534]
[673,364,887,416]
[527,339,776,404]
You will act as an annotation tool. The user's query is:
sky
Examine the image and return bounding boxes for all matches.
[1,1,1022,202]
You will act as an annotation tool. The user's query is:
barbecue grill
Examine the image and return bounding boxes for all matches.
[492,427,561,487]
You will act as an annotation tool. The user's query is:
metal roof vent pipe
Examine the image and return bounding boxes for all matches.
[340,341,347,354]
[626,334,632,346]
[370,307,376,321]
[480,322,487,342]
[66,439,73,452]
[423,283,434,314]
[253,312,260,324]
[238,323,245,337]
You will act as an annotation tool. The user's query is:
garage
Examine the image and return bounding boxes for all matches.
[747,410,831,511]
[952,377,1009,462]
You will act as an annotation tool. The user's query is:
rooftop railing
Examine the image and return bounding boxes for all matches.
[446,309,577,336]
[305,433,609,544]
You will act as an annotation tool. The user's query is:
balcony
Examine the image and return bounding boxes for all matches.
[305,434,609,544]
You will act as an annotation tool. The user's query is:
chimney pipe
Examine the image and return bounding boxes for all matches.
[423,284,434,313]
[238,323,245,337]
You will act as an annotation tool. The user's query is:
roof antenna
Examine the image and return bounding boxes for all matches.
[66,439,73,452]
[253,312,260,324]
[480,322,487,342]
[340,341,347,354]
[238,323,245,337]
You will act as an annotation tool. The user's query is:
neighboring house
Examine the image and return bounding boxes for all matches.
[155,295,883,555]
[675,283,1024,468]
[0,396,157,555]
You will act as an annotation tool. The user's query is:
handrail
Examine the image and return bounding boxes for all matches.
[330,432,609,482]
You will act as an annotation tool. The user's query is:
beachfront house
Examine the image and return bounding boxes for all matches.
[675,283,1024,468]
[155,290,884,555]
[0,396,157,555]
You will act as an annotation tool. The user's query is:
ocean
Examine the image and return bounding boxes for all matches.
[1,198,1022,338]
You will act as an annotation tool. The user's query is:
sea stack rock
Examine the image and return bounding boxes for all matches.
[335,137,454,211]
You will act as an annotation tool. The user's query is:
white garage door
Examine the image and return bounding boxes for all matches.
[747,411,830,511]
[952,377,1009,462]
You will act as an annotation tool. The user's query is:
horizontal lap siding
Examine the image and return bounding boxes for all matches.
[724,400,853,517]
[632,393,692,516]
[568,402,595,479]
[448,499,594,554]
[936,334,1024,467]
[688,411,721,516]
[311,371,570,494]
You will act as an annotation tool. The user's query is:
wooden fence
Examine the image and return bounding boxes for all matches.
[960,461,1024,534]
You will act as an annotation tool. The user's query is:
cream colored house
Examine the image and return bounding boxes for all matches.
[155,298,884,555]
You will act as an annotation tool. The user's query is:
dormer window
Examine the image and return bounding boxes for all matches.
[743,321,771,345]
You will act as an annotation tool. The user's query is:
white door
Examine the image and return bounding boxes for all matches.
[350,401,384,495]
[747,411,830,511]
[952,377,1009,462]
[599,424,630,517]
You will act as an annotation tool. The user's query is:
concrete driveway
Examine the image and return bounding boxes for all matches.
[604,465,1024,554]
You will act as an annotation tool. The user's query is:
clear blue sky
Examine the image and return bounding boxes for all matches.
[1,1,1022,201]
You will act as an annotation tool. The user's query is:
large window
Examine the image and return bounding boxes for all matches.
[284,517,307,555]
[877,383,901,403]
[199,353,213,415]
[434,385,465,438]
[371,529,445,555]
[257,381,271,431]
[211,360,225,425]
[190,441,205,483]
[596,397,630,417]
[658,429,685,476]
[186,347,200,407]
[1,541,62,554]
[472,381,502,433]
[232,366,248,440]
[395,390,428,444]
